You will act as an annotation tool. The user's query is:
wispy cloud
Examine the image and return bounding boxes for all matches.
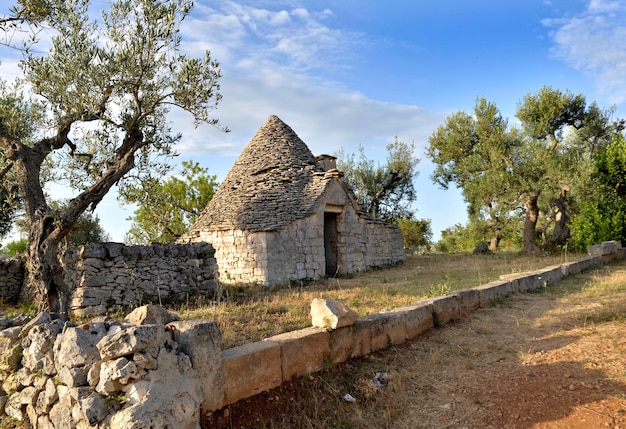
[543,0,626,104]
[184,1,362,74]
[175,1,443,165]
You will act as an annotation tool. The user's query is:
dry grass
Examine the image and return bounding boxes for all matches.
[220,258,626,429]
[181,252,575,349]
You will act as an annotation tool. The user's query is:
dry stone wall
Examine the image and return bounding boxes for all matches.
[0,307,222,428]
[0,242,219,317]
[64,242,219,317]
[0,257,25,304]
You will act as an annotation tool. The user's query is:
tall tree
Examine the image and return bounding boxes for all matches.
[516,86,612,252]
[0,0,225,314]
[428,88,613,253]
[122,160,218,244]
[336,137,419,222]
[427,97,520,251]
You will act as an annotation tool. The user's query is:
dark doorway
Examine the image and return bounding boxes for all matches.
[324,212,338,276]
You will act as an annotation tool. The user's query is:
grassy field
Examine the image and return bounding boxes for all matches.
[180,251,575,349]
[214,257,626,429]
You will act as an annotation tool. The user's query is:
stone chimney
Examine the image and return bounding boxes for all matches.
[315,154,337,171]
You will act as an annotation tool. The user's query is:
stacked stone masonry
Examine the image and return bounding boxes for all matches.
[64,242,219,317]
[0,257,24,304]
[0,242,622,428]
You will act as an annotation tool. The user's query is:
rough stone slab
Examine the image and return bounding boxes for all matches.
[362,312,407,352]
[422,295,460,326]
[167,320,223,412]
[391,302,434,340]
[264,327,330,381]
[507,272,542,293]
[474,280,511,308]
[222,341,282,406]
[449,288,480,317]
[96,325,166,360]
[310,298,358,329]
[328,319,372,365]
[535,265,564,285]
[124,305,181,326]
[588,241,620,256]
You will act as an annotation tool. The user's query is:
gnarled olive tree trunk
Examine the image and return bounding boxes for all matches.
[27,214,68,316]
[523,191,541,254]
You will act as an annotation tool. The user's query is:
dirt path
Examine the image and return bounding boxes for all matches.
[209,260,626,429]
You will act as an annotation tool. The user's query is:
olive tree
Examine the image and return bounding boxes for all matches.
[336,137,419,222]
[0,0,224,315]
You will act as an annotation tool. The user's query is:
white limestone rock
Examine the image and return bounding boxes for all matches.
[78,391,108,426]
[96,357,139,395]
[96,325,166,360]
[53,325,104,370]
[124,304,181,326]
[311,298,359,329]
[21,320,64,374]
[35,378,58,414]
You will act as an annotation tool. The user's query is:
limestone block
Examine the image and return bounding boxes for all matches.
[588,241,620,256]
[2,373,18,395]
[4,393,23,420]
[222,341,282,406]
[53,326,104,369]
[17,385,38,405]
[166,320,223,412]
[362,312,407,352]
[133,352,158,371]
[78,391,108,426]
[97,325,166,360]
[124,380,150,405]
[22,321,64,375]
[265,327,330,381]
[87,361,101,388]
[449,288,480,317]
[35,378,58,414]
[124,305,181,326]
[328,319,372,365]
[475,280,510,307]
[107,347,203,429]
[310,298,358,330]
[96,357,139,395]
[0,326,22,355]
[49,401,73,429]
[19,312,52,337]
[36,415,55,429]
[535,265,564,285]
[0,341,23,373]
[56,366,88,387]
[423,295,460,326]
[509,273,541,293]
[392,302,434,340]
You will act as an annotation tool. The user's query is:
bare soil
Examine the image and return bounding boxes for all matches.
[205,258,626,429]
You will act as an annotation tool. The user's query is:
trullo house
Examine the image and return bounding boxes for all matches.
[178,115,404,285]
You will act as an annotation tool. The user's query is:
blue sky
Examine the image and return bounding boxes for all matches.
[3,0,626,242]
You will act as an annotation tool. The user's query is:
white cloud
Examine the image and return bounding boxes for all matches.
[174,70,443,163]
[544,0,626,104]
[184,1,362,74]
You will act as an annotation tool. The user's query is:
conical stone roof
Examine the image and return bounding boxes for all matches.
[187,115,334,233]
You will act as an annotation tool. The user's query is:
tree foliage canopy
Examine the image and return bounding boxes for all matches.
[0,0,225,313]
[427,86,616,253]
[336,137,419,222]
[569,132,626,250]
[122,160,218,244]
